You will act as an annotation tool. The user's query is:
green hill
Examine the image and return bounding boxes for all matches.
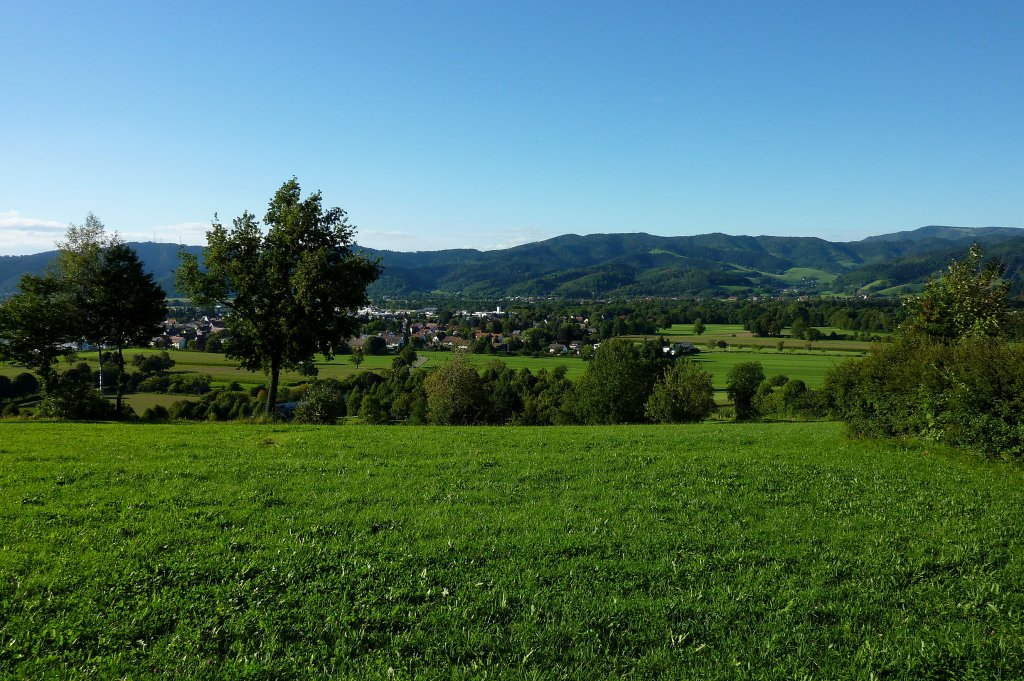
[2,225,1021,299]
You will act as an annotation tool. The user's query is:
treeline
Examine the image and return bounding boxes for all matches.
[155,339,830,426]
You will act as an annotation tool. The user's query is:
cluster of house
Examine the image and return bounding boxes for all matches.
[148,305,697,359]
[155,316,226,351]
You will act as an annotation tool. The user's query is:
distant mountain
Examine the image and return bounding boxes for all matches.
[0,244,204,298]
[860,225,1024,243]
[361,226,1024,298]
[1,226,1021,299]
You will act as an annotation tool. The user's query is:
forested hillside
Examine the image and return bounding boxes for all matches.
[2,227,1022,299]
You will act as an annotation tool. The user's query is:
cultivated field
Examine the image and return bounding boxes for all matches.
[2,421,1021,678]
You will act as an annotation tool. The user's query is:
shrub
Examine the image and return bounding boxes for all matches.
[37,374,114,420]
[826,334,1024,459]
[294,379,346,424]
[141,405,170,422]
[137,375,171,392]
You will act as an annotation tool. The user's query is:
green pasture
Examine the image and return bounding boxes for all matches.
[656,323,747,337]
[775,267,838,285]
[652,324,878,353]
[1,421,1021,678]
[696,349,843,388]
[3,345,843,401]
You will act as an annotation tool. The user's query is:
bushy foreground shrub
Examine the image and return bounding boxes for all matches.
[826,335,1024,459]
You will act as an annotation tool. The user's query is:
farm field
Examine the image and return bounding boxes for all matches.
[1,421,1022,678]
[694,350,842,388]
[652,323,881,353]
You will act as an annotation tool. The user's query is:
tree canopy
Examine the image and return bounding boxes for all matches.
[726,361,765,421]
[0,274,79,393]
[901,244,1010,342]
[574,339,663,424]
[177,178,380,416]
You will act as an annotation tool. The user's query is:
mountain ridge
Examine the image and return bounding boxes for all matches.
[2,226,1022,299]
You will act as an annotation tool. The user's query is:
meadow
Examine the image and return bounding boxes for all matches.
[1,421,1021,678]
[651,323,881,353]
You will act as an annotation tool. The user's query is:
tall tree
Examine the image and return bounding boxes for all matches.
[55,216,167,411]
[177,178,380,416]
[54,213,119,394]
[573,338,663,424]
[89,243,167,413]
[0,274,79,393]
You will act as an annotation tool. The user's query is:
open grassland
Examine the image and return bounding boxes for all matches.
[1,421,1021,679]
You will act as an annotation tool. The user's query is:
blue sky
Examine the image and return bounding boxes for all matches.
[2,1,1022,255]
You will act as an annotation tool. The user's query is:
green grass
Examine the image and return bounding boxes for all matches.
[694,350,841,387]
[1,421,1022,678]
[775,267,839,285]
[656,323,748,337]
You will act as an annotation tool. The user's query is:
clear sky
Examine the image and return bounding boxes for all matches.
[2,1,1022,255]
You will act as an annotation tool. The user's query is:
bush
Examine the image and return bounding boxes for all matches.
[826,334,1024,459]
[167,375,212,395]
[141,405,170,422]
[132,351,175,373]
[137,375,171,392]
[294,379,346,424]
[37,374,114,420]
[168,399,201,420]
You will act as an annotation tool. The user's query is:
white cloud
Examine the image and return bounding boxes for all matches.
[0,211,67,255]
[484,226,555,251]
[0,213,218,255]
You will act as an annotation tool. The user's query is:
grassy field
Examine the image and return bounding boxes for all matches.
[695,349,841,388]
[652,324,880,353]
[1,421,1021,678]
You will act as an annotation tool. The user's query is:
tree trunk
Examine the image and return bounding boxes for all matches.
[96,343,104,396]
[266,354,281,418]
[115,342,125,415]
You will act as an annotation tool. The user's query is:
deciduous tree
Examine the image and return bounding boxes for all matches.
[574,339,663,424]
[0,275,79,393]
[645,360,715,423]
[177,179,380,416]
[726,361,765,420]
[902,244,1009,342]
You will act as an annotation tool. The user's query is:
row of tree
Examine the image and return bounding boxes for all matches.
[156,338,824,427]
